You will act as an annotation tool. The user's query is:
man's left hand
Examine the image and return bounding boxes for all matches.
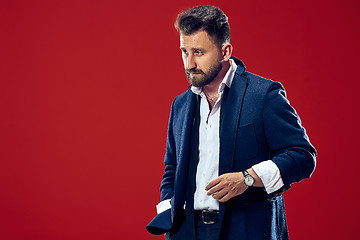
[205,172,246,202]
[205,169,263,202]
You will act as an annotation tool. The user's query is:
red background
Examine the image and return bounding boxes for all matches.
[1,0,359,239]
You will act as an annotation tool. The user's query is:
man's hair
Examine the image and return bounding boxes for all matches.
[175,6,230,47]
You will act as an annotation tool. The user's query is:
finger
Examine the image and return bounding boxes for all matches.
[205,177,221,191]
[206,184,223,196]
[218,186,247,202]
[218,192,233,202]
[211,188,228,200]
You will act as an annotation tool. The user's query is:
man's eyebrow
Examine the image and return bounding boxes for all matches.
[179,47,206,51]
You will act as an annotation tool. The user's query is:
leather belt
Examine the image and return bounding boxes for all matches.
[194,210,219,224]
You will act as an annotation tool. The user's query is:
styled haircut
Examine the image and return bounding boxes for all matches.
[175,6,230,47]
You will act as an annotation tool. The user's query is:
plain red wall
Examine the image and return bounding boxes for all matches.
[1,0,359,239]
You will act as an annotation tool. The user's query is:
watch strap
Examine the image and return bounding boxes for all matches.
[242,170,249,177]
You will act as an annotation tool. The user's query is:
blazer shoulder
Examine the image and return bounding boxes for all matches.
[240,71,284,94]
[173,89,188,102]
[171,87,193,109]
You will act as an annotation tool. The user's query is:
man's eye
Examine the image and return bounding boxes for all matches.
[195,50,203,55]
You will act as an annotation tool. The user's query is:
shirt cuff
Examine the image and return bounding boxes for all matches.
[252,160,284,194]
[156,199,171,214]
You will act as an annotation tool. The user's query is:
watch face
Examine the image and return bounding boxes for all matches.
[244,175,254,186]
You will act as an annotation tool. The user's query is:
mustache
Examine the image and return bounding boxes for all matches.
[185,68,205,75]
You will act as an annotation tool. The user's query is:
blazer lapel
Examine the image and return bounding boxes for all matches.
[217,65,248,233]
[177,88,198,171]
[219,66,248,175]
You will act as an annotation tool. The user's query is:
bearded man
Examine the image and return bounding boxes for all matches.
[146,5,316,240]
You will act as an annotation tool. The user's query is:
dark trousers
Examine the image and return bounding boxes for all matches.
[195,218,221,240]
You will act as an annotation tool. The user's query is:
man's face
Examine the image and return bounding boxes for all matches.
[180,30,223,87]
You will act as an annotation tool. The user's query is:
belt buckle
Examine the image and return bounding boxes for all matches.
[202,209,215,225]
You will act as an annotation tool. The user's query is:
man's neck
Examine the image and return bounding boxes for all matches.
[203,60,231,110]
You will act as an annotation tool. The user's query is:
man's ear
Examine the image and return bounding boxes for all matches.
[221,43,233,61]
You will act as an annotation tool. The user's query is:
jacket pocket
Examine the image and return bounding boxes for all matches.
[235,123,259,160]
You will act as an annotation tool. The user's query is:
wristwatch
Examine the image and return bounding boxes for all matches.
[242,170,255,187]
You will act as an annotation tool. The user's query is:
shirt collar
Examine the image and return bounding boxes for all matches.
[191,59,238,96]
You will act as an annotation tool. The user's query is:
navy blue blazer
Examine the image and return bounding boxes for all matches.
[147,57,316,240]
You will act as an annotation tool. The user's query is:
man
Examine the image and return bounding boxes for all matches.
[146,5,316,240]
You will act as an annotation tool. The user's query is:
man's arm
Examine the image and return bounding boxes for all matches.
[159,99,177,202]
[146,100,178,235]
[263,82,316,187]
[205,82,316,202]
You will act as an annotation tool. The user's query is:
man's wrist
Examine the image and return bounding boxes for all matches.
[245,168,264,187]
[242,170,255,187]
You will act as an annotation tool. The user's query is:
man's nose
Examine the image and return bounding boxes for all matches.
[185,55,196,69]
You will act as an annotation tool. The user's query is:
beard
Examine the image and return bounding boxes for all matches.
[185,61,223,87]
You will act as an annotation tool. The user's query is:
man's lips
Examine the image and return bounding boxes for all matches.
[187,70,203,75]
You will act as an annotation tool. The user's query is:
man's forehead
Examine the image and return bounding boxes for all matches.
[180,30,216,48]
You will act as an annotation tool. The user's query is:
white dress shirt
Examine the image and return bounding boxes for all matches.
[156,60,284,214]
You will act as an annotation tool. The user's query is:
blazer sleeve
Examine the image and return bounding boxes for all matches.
[160,99,177,201]
[146,99,177,235]
[263,82,316,189]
